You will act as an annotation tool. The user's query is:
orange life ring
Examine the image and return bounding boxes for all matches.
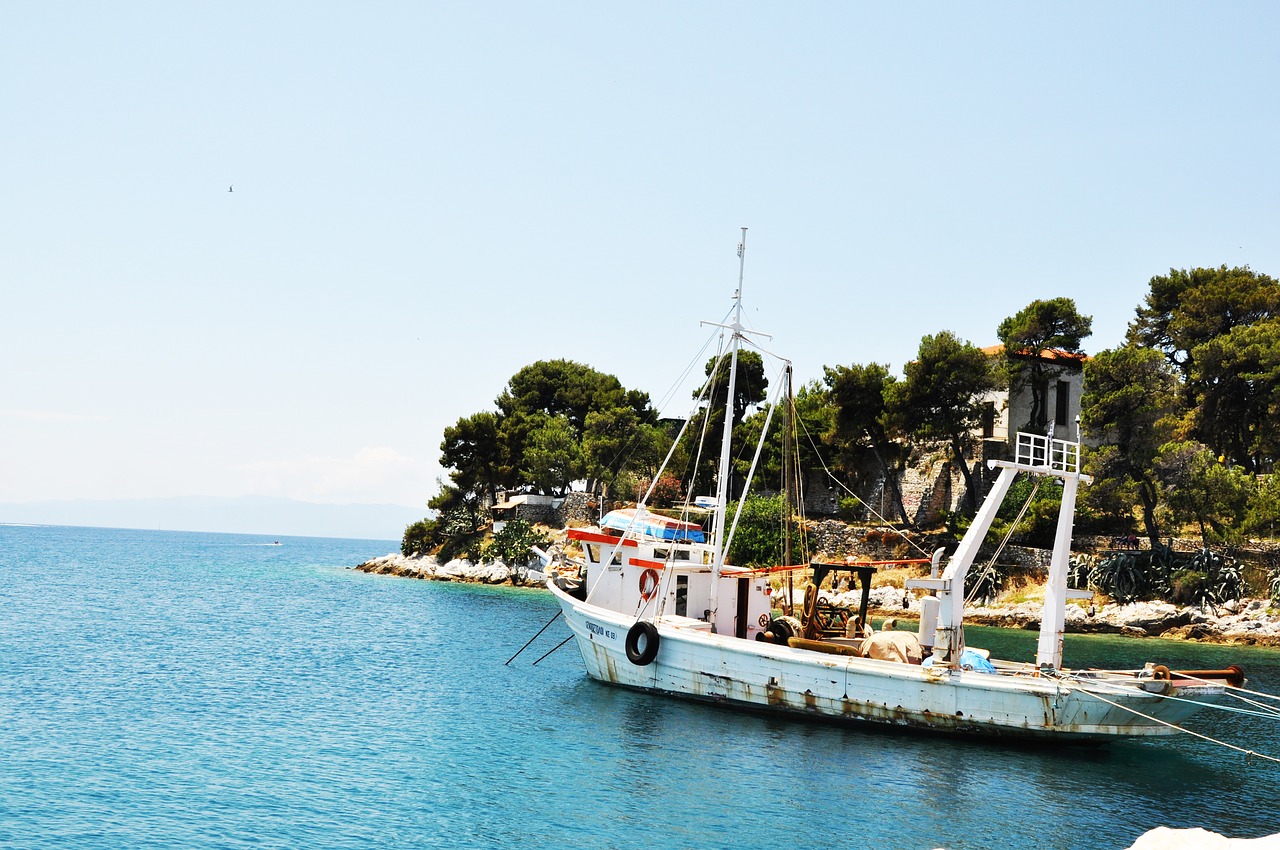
[639,568,661,601]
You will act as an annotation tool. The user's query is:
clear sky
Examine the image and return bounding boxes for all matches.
[3,3,1278,523]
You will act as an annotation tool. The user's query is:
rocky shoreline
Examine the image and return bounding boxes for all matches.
[354,553,548,586]
[356,553,1280,648]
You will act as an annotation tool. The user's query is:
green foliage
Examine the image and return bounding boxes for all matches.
[1080,345,1180,544]
[1169,569,1209,607]
[725,495,796,567]
[887,331,1000,513]
[519,414,583,496]
[436,530,486,565]
[582,407,670,493]
[482,518,550,567]
[822,363,907,521]
[1068,554,1096,590]
[1092,546,1240,606]
[1091,551,1152,603]
[823,362,896,465]
[433,358,663,511]
[1243,475,1280,538]
[1192,318,1280,471]
[700,349,768,427]
[428,482,485,530]
[497,358,653,435]
[1127,266,1280,471]
[1129,265,1280,382]
[433,506,487,564]
[1155,441,1254,544]
[681,351,770,498]
[988,475,1063,549]
[1187,548,1244,605]
[837,496,863,522]
[401,518,440,557]
[440,412,505,507]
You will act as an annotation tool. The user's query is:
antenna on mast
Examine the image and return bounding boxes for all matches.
[734,227,747,310]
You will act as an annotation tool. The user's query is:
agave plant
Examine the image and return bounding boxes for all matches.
[965,560,1005,605]
[1270,568,1280,605]
[1184,548,1244,608]
[1092,551,1147,604]
[1068,554,1095,590]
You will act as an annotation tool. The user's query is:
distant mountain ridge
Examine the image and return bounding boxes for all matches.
[0,495,425,541]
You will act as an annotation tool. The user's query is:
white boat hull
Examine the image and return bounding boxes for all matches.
[549,582,1223,741]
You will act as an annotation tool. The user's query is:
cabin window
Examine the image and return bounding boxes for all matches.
[675,575,689,617]
[1055,380,1070,427]
[653,548,668,559]
[585,544,599,564]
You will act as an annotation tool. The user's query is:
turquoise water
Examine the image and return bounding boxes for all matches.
[3,525,1279,849]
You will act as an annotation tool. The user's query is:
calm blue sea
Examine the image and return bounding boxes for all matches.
[2,525,1279,850]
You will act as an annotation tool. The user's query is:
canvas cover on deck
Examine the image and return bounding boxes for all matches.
[599,508,706,543]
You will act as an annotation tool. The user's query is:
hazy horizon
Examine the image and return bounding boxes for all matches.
[0,495,423,542]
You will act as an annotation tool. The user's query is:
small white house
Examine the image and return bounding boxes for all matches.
[978,344,1088,447]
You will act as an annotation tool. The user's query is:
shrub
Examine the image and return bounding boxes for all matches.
[725,495,800,567]
[638,474,684,508]
[1170,569,1209,606]
[483,519,550,567]
[401,518,439,557]
[437,531,486,565]
[837,497,864,522]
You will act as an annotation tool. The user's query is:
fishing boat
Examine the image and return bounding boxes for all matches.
[544,231,1257,742]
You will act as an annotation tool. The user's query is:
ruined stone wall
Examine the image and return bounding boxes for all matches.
[554,492,597,527]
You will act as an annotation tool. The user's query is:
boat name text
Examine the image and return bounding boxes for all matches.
[587,622,617,641]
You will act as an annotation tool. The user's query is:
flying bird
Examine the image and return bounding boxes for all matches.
[228,185,233,193]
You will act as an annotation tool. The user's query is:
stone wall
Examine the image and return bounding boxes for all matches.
[555,491,598,527]
[508,501,559,526]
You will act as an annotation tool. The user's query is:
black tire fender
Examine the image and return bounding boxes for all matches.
[625,621,660,666]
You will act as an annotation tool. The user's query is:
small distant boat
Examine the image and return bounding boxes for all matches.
[545,230,1271,744]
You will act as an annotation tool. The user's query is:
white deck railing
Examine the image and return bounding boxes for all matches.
[1013,431,1081,474]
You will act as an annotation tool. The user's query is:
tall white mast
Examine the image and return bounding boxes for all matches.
[706,228,749,631]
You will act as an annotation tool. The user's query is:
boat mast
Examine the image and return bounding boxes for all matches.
[782,362,795,616]
[707,228,748,630]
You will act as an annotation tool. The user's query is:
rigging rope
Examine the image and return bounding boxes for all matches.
[793,413,933,559]
[964,478,1041,606]
[1066,681,1280,765]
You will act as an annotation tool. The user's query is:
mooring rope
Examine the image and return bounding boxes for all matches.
[1067,681,1280,764]
[1055,674,1280,721]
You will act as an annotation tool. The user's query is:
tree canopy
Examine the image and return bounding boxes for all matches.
[1127,267,1280,472]
[887,331,1000,512]
[1080,345,1179,546]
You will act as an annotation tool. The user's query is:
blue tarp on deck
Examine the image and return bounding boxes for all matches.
[599,509,706,543]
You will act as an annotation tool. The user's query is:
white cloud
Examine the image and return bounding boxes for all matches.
[238,447,432,506]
